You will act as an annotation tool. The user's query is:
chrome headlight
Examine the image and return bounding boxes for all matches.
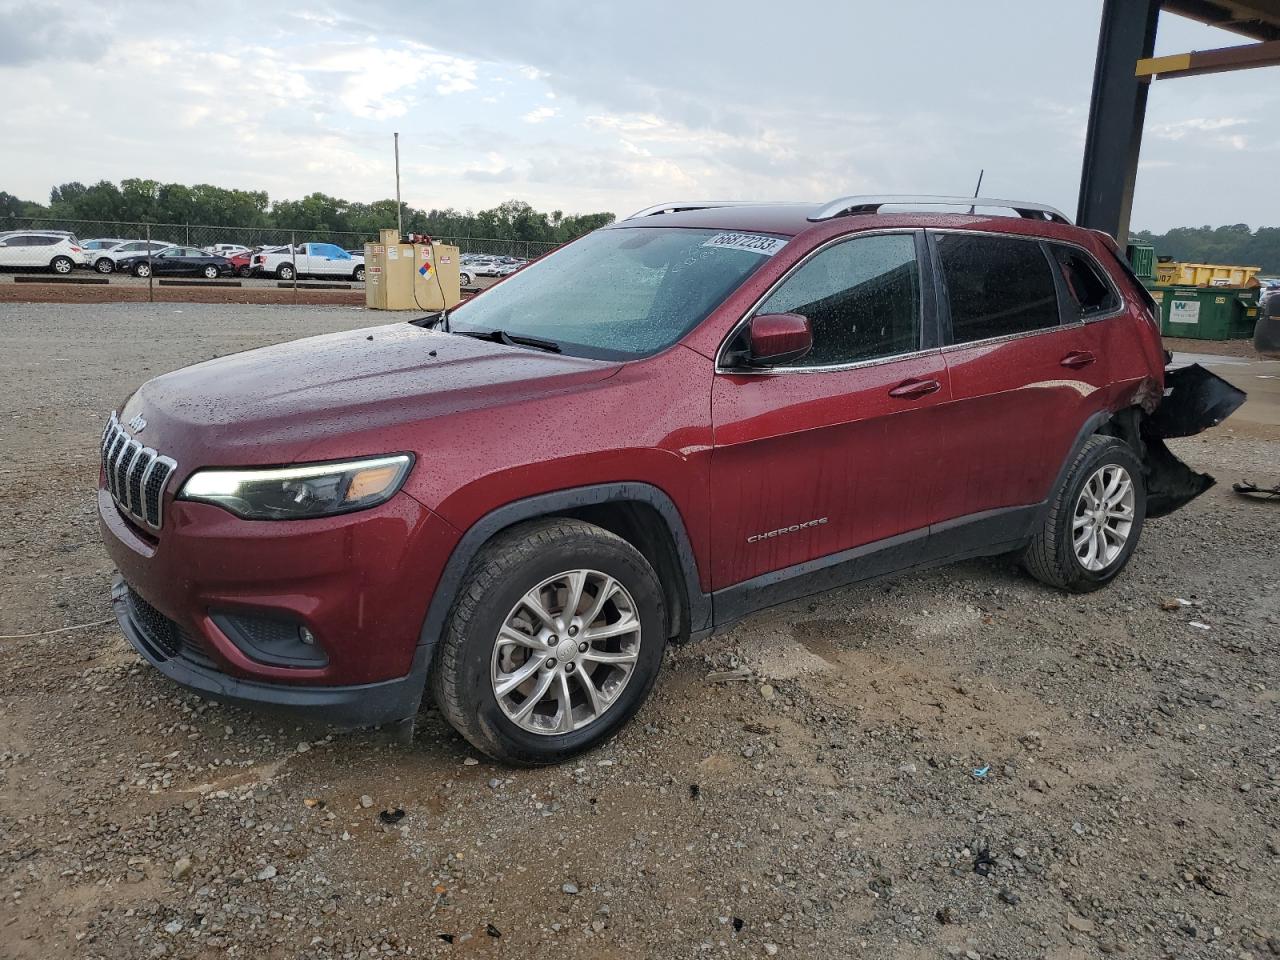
[179,454,413,520]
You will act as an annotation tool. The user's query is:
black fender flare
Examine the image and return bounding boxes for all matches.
[1037,409,1116,528]
[415,482,710,660]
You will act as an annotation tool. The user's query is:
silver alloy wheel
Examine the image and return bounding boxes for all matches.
[204,265,218,278]
[136,263,151,277]
[1073,464,1135,571]
[490,568,642,735]
[96,258,114,274]
[53,257,72,274]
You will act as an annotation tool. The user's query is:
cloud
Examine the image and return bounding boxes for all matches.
[0,0,109,66]
[522,105,559,124]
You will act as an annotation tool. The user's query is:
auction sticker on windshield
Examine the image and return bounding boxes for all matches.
[701,233,787,256]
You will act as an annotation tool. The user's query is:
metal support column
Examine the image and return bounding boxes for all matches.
[1076,0,1161,240]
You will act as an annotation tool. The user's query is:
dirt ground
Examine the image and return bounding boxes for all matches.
[1,303,1277,960]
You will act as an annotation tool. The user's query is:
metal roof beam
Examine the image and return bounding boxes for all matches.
[1136,38,1280,78]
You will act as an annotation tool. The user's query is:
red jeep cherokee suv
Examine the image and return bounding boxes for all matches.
[99,195,1242,764]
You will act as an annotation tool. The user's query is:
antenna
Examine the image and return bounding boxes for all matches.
[968,169,984,214]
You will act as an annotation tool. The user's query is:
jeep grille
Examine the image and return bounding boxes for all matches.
[101,412,177,529]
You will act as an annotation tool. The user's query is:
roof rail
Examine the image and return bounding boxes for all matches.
[625,200,805,220]
[809,195,1072,224]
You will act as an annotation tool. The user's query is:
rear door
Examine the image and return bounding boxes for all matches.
[927,231,1112,526]
[710,230,950,589]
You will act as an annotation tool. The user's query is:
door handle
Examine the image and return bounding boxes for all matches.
[1060,350,1097,369]
[889,377,942,399]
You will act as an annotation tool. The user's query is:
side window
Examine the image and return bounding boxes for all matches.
[756,233,921,366]
[937,234,1060,343]
[1051,245,1120,319]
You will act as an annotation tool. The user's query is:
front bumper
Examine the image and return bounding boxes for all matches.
[112,575,430,727]
[99,482,459,724]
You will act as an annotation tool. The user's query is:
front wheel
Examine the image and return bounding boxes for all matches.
[432,519,667,765]
[1023,435,1146,592]
[459,272,472,287]
[203,264,219,279]
[352,265,365,282]
[133,262,152,278]
[94,257,115,274]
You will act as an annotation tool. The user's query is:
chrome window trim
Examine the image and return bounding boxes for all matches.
[928,228,1126,351]
[713,228,932,376]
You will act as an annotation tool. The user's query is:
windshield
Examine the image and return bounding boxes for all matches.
[445,226,785,360]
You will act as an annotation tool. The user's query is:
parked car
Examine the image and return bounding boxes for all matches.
[81,237,131,254]
[92,239,177,274]
[224,251,254,278]
[117,245,232,279]
[202,243,252,258]
[0,232,88,273]
[99,194,1243,765]
[251,242,365,281]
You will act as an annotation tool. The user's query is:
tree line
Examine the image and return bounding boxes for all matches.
[0,180,616,244]
[1129,224,1280,275]
[3,180,1276,272]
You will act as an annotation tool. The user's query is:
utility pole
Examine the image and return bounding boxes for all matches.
[394,132,403,239]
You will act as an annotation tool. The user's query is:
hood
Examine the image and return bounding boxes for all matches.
[120,323,619,470]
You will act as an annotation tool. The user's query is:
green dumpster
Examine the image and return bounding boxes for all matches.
[1232,289,1259,340]
[1126,243,1156,283]
[1157,286,1238,340]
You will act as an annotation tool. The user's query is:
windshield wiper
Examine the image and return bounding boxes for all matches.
[456,328,562,353]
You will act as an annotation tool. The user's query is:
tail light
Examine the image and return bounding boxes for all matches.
[70,246,81,252]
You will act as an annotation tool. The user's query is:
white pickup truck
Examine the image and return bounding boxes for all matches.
[251,242,365,281]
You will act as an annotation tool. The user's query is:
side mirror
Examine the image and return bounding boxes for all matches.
[736,312,813,367]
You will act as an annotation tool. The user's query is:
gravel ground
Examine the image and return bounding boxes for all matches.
[1,303,1277,960]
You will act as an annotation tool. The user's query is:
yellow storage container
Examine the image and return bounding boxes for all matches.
[1156,261,1261,288]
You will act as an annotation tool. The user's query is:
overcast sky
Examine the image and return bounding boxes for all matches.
[1,1,1275,231]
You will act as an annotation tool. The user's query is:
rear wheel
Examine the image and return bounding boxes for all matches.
[50,256,74,274]
[432,519,667,765]
[276,263,295,281]
[352,265,365,282]
[94,257,115,274]
[237,265,253,278]
[1023,435,1146,592]
[459,272,473,287]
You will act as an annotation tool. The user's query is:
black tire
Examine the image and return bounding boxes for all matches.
[432,519,667,765]
[352,265,365,282]
[94,257,115,274]
[203,264,219,279]
[237,265,253,278]
[133,262,151,278]
[50,255,74,275]
[1023,435,1146,593]
[276,264,295,281]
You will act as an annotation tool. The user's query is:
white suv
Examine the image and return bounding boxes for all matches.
[0,232,89,273]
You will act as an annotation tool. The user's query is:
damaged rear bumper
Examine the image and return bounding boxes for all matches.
[1138,364,1246,517]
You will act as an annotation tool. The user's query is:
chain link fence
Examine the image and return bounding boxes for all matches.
[0,216,560,273]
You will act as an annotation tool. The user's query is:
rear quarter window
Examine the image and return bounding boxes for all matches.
[1051,244,1120,319]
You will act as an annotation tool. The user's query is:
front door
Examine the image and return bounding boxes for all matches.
[710,231,950,591]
